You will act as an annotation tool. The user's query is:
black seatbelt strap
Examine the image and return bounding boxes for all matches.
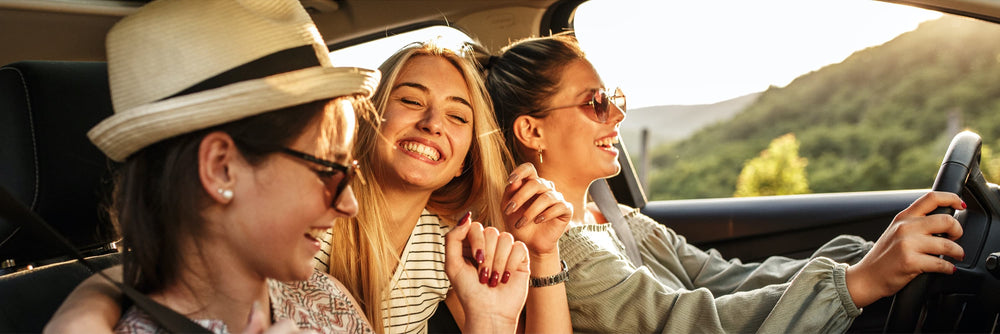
[0,186,211,333]
[589,179,644,267]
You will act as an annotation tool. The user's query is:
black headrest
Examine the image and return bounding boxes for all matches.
[0,61,118,267]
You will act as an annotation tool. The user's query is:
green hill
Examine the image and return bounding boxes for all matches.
[646,15,1000,200]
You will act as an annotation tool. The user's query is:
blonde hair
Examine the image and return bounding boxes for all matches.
[328,41,512,333]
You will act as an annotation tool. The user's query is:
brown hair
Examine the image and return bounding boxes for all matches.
[114,96,370,293]
[484,34,586,163]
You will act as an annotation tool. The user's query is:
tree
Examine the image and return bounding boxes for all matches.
[735,133,811,197]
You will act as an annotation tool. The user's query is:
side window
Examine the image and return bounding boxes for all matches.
[573,1,1000,201]
[328,26,473,69]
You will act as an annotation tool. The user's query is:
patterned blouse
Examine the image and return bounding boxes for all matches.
[312,209,453,334]
[114,269,373,334]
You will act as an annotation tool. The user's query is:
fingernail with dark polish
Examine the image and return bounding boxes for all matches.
[962,201,967,209]
[489,271,499,287]
[534,215,545,224]
[505,201,517,215]
[458,211,472,226]
[507,173,518,184]
[501,271,511,284]
[480,267,489,284]
[953,265,958,274]
[514,217,527,229]
[475,249,484,265]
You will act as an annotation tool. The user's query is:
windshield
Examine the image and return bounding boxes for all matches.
[575,0,1000,200]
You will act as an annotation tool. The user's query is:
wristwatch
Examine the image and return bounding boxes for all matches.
[529,260,569,287]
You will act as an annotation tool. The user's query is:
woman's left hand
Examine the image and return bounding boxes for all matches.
[502,162,572,257]
[445,214,530,333]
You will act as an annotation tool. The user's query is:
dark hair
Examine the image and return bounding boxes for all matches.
[484,34,586,163]
[114,96,368,293]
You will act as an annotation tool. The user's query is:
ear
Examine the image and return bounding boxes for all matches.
[512,115,546,151]
[198,131,241,204]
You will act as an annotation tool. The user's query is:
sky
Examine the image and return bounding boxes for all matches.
[574,0,942,108]
[330,0,943,109]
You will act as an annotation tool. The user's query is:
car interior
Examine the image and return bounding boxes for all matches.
[2,0,1000,332]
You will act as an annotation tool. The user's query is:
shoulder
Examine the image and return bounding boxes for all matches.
[271,270,374,333]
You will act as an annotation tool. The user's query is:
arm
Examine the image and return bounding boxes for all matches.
[44,265,124,334]
[502,163,572,334]
[560,225,861,333]
[618,206,870,295]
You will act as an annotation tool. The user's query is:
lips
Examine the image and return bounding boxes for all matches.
[399,140,443,161]
[594,135,619,149]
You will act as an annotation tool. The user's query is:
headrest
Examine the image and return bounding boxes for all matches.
[0,61,118,268]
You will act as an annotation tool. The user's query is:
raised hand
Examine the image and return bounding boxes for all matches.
[445,212,530,333]
[845,191,966,308]
[502,162,573,257]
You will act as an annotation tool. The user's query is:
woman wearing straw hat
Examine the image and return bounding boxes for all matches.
[48,0,533,333]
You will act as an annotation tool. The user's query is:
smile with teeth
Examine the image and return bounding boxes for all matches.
[595,136,619,148]
[400,141,442,161]
[305,227,329,241]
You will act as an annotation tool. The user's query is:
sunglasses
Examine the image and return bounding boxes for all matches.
[281,147,363,201]
[535,87,626,123]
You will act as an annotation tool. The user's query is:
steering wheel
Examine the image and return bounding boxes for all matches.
[882,131,982,333]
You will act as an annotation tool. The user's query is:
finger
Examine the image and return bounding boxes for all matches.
[914,253,959,275]
[505,178,552,217]
[466,222,486,269]
[445,212,474,276]
[914,233,966,261]
[511,241,531,274]
[529,194,573,226]
[899,191,964,218]
[480,227,500,284]
[490,233,514,287]
[923,214,965,241]
[506,162,539,189]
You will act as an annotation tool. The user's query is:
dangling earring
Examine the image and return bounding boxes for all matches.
[217,188,234,201]
[537,148,544,164]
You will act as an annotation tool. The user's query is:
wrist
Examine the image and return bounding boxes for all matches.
[845,264,880,308]
[529,252,562,276]
[529,260,568,288]
[464,312,518,334]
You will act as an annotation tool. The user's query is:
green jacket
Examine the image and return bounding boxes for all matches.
[560,207,872,333]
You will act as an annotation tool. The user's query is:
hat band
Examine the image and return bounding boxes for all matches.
[166,44,322,99]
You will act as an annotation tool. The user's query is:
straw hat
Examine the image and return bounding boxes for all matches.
[88,0,380,161]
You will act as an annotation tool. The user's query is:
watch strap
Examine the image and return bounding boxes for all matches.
[529,259,569,287]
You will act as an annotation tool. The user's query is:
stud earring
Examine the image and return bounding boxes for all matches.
[217,188,234,201]
[537,149,544,164]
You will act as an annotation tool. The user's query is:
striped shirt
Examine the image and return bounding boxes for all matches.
[382,210,452,334]
[312,210,452,334]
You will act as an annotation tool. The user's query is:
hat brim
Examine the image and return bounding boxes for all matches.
[89,66,379,162]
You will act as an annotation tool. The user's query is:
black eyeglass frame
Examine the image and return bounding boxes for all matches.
[280,147,362,199]
[532,87,626,123]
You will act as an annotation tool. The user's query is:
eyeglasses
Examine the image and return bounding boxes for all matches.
[280,147,363,200]
[534,87,626,123]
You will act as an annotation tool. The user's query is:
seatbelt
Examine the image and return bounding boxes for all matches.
[0,186,211,333]
[589,179,644,267]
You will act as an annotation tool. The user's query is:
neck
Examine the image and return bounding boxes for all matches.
[381,185,434,254]
[151,237,270,333]
[537,167,596,225]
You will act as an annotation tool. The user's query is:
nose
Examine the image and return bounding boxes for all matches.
[607,101,626,125]
[332,185,359,217]
[417,109,444,135]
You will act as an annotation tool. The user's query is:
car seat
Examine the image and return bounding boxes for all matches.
[0,60,121,332]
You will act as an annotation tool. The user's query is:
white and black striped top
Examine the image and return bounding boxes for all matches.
[312,210,452,334]
[382,210,452,334]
